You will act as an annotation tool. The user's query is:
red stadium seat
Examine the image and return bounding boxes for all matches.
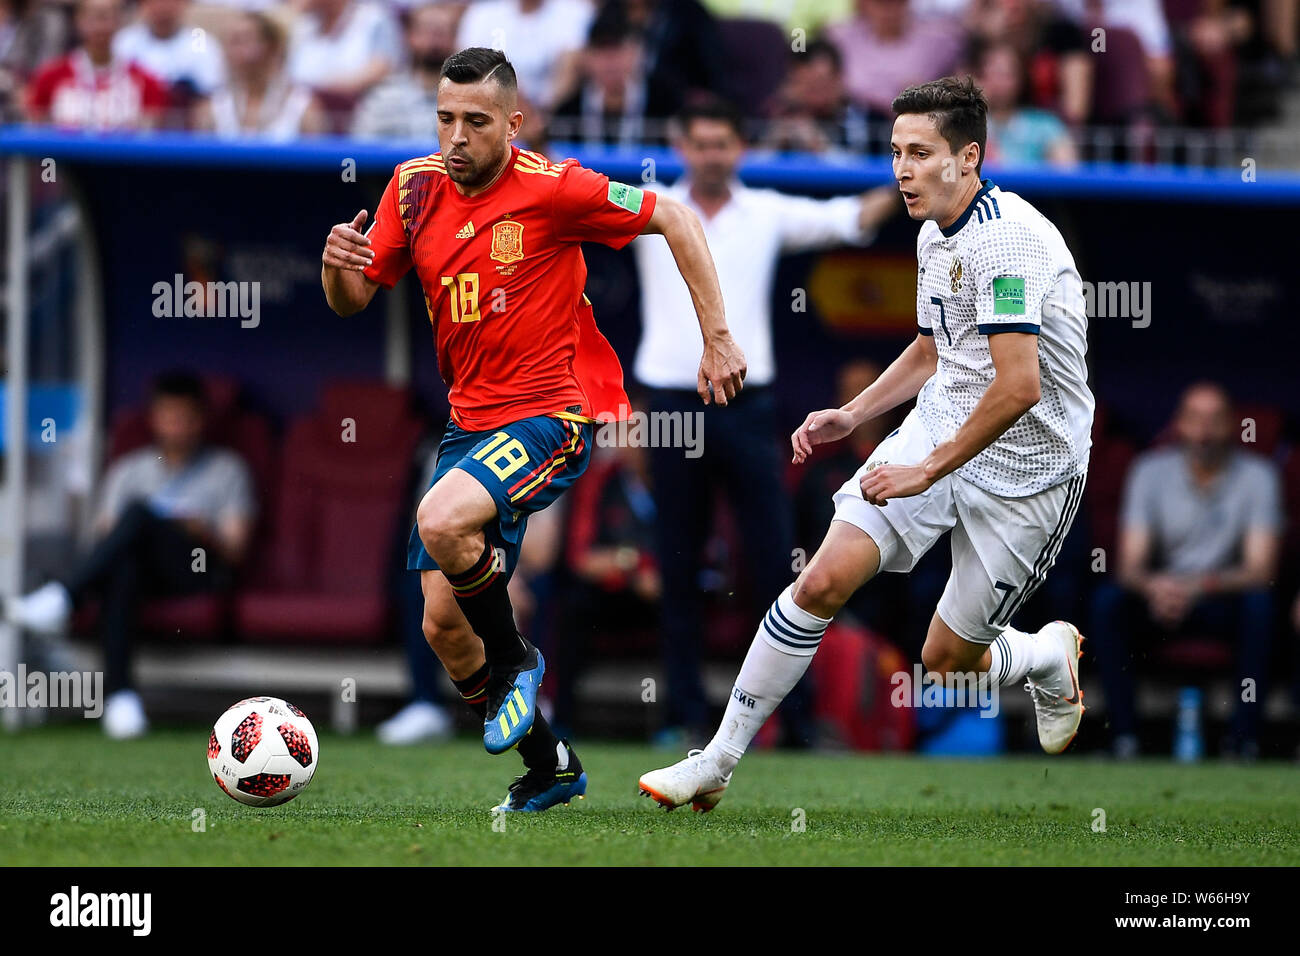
[1235,402,1283,457]
[1085,405,1136,561]
[319,381,415,433]
[234,382,423,645]
[73,594,226,644]
[1153,636,1233,672]
[138,595,228,641]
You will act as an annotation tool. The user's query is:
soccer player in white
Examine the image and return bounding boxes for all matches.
[639,76,1095,811]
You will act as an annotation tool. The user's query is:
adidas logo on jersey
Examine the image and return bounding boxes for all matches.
[455,221,475,239]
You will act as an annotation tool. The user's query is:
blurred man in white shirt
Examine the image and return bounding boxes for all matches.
[632,97,899,743]
[456,0,593,109]
[287,0,403,100]
[112,0,226,101]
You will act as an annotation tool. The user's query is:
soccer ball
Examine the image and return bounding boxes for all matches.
[207,697,319,807]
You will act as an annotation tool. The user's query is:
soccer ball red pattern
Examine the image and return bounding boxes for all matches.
[207,697,319,807]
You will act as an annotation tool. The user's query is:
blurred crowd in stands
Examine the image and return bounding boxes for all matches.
[4,0,1300,163]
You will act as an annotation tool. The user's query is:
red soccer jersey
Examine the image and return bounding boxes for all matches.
[26,51,170,129]
[363,146,656,431]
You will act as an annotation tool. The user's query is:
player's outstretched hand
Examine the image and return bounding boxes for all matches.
[698,332,746,406]
[791,408,855,464]
[322,209,374,272]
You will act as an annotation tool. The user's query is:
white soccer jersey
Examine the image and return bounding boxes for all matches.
[914,179,1094,497]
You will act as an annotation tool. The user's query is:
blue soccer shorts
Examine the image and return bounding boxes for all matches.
[407,414,593,579]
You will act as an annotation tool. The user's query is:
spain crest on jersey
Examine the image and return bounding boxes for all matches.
[491,220,525,264]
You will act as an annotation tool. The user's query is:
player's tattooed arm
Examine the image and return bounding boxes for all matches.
[322,209,380,316]
[643,195,746,405]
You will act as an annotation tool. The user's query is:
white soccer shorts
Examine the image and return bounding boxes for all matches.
[831,409,1086,644]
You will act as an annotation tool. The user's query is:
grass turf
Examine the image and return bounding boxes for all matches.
[1,725,1296,865]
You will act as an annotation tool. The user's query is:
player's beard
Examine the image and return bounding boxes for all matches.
[445,143,510,190]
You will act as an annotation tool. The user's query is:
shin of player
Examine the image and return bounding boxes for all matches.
[704,533,1066,779]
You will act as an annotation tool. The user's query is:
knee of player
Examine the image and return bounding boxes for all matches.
[919,645,946,674]
[920,644,964,676]
[416,497,470,557]
[792,563,851,617]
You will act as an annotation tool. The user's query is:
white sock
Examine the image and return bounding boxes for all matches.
[704,586,831,775]
[986,626,1044,687]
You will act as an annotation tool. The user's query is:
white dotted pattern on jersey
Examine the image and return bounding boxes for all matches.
[914,181,1094,497]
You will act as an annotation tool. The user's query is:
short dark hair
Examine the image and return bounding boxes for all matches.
[799,38,842,73]
[439,47,517,95]
[151,371,207,408]
[675,95,746,140]
[891,75,988,174]
[587,3,631,47]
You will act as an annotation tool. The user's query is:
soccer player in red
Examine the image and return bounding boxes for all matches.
[321,48,745,811]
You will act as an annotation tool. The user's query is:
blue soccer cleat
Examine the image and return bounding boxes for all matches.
[483,644,545,754]
[493,741,587,812]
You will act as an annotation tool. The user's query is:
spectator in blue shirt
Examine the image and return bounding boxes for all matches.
[1090,382,1282,760]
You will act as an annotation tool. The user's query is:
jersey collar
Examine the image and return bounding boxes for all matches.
[939,178,995,238]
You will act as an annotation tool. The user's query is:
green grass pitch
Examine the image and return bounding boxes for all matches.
[2,725,1296,866]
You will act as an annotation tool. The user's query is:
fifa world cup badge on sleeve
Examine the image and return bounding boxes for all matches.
[607,182,644,213]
